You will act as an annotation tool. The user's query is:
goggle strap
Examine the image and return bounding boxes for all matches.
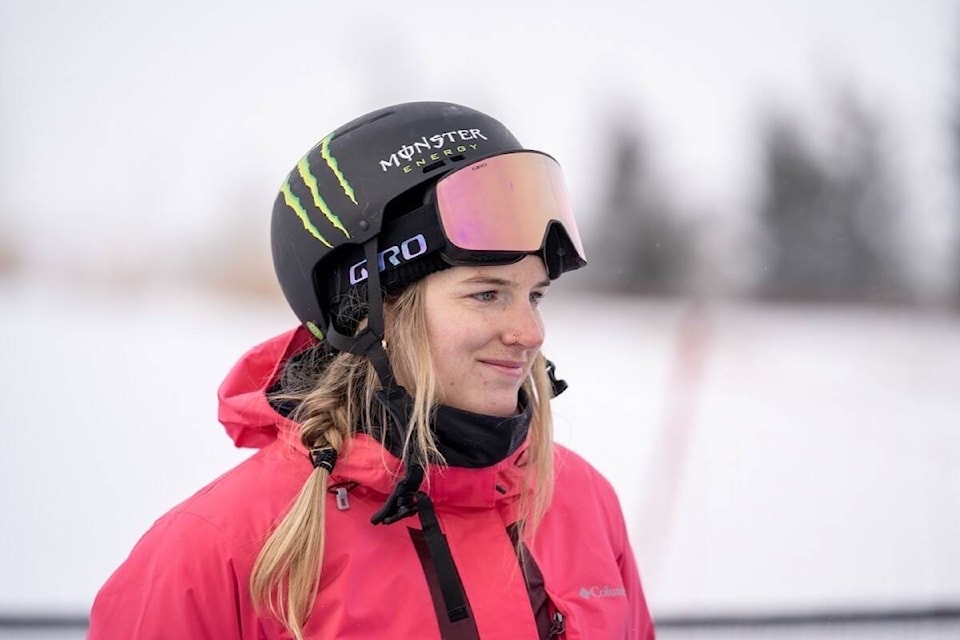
[329,204,446,295]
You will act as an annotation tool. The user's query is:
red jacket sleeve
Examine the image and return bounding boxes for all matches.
[617,521,656,639]
[88,511,261,639]
[596,470,656,639]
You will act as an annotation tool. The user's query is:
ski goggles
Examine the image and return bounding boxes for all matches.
[432,150,586,273]
[338,150,586,288]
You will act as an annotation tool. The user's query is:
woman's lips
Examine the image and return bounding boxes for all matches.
[479,359,525,378]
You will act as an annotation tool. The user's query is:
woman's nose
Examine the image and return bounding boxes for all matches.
[501,302,544,349]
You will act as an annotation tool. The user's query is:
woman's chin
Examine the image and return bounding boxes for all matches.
[445,395,519,418]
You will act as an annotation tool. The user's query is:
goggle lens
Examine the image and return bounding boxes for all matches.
[434,151,585,262]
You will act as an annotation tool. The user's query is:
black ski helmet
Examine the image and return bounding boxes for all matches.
[271,102,529,340]
[271,101,584,351]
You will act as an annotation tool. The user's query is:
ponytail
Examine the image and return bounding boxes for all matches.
[250,445,337,638]
[249,357,357,640]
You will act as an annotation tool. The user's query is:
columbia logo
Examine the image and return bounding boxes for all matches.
[578,585,627,599]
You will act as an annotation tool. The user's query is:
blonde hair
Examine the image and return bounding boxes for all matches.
[250,278,556,639]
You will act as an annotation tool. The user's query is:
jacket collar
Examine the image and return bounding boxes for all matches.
[333,433,528,508]
[217,327,530,507]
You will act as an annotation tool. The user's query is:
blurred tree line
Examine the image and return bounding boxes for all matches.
[582,81,959,307]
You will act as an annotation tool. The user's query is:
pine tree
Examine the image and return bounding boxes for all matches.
[757,112,837,297]
[585,117,693,294]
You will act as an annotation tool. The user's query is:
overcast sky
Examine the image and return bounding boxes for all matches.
[2,0,958,290]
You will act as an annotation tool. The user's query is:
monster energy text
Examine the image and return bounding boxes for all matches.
[379,129,488,172]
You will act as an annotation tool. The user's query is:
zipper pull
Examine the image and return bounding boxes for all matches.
[334,487,350,511]
[548,610,565,638]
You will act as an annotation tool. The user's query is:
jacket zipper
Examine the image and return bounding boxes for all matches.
[328,481,358,512]
[334,487,350,511]
[547,609,565,638]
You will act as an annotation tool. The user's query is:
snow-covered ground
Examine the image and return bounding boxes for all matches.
[1,277,958,621]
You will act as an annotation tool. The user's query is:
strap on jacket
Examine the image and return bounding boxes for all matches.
[415,492,469,623]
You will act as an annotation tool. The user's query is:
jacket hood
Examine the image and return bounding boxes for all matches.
[217,326,314,450]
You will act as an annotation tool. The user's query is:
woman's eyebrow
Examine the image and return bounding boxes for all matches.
[460,275,551,288]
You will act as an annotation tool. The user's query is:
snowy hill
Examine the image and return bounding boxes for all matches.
[1,278,958,617]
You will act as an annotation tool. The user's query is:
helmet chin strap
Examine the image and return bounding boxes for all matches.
[324,238,428,525]
[324,244,466,621]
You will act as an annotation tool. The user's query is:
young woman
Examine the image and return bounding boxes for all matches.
[89,101,655,639]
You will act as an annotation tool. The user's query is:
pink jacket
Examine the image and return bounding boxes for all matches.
[89,328,655,639]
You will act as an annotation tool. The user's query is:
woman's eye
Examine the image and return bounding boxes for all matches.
[530,291,546,307]
[472,291,497,302]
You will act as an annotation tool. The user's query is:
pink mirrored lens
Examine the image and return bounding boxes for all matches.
[434,152,585,259]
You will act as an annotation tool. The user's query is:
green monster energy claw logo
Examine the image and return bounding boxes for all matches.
[283,133,356,245]
[320,136,357,205]
[281,181,332,247]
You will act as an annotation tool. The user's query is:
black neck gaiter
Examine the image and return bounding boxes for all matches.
[430,396,533,468]
[269,347,533,470]
[369,385,533,469]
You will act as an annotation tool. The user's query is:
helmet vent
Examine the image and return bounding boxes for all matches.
[421,160,446,173]
[449,154,465,162]
[338,110,395,136]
